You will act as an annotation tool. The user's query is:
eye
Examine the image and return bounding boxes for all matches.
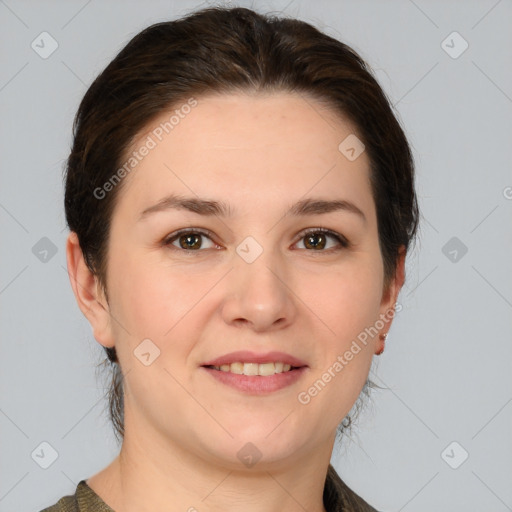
[294,228,349,251]
[163,229,217,251]
[162,227,349,253]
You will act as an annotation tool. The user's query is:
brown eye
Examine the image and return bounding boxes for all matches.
[304,232,327,250]
[164,229,216,251]
[178,233,202,250]
[296,229,348,251]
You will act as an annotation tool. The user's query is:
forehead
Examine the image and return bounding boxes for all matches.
[134,91,358,157]
[116,91,373,216]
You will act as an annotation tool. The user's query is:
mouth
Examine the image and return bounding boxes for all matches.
[200,351,308,393]
[201,350,308,370]
[200,356,308,394]
[202,362,305,376]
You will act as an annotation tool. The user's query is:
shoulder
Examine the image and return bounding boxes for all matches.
[42,469,377,512]
[324,464,380,512]
[39,480,114,512]
[39,492,77,512]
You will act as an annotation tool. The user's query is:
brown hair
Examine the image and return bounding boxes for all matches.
[65,6,419,444]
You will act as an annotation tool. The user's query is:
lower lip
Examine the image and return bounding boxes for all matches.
[201,366,308,394]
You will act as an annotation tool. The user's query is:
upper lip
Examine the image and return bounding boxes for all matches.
[202,351,308,368]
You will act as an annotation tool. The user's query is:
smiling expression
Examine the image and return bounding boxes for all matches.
[89,90,400,468]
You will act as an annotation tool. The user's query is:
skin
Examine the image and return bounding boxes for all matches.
[67,91,405,512]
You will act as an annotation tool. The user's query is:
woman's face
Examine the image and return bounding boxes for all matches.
[80,92,402,468]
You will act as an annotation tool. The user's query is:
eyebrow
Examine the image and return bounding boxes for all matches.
[139,194,366,222]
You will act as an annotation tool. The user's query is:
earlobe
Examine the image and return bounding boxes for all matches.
[65,232,115,349]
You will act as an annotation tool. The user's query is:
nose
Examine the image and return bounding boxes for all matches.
[220,248,297,332]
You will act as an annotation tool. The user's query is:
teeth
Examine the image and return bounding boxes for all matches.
[211,362,294,376]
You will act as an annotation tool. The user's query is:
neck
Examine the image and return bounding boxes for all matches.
[87,414,333,512]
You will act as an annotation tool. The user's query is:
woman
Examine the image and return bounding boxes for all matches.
[41,5,418,512]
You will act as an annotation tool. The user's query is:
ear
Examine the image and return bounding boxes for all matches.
[378,245,406,335]
[65,231,115,349]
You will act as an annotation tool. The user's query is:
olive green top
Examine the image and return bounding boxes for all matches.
[40,464,378,512]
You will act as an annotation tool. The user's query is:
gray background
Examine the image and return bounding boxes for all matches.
[1,0,511,511]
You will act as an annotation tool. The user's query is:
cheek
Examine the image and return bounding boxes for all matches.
[109,254,219,345]
[107,258,221,434]
[295,259,384,341]
[293,267,380,425]
[108,259,209,408]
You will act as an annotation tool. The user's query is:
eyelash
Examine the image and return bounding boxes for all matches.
[162,227,350,254]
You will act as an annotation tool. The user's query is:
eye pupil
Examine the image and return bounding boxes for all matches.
[180,234,201,250]
[305,233,326,250]
[169,229,343,253]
